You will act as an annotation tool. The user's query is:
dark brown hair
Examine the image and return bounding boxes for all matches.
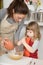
[26,21,41,40]
[7,0,29,17]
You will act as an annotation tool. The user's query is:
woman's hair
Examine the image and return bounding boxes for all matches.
[7,0,29,17]
[26,21,41,40]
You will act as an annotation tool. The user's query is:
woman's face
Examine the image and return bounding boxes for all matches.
[26,30,34,38]
[13,13,26,22]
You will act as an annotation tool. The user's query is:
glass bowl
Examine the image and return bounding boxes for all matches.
[8,48,23,60]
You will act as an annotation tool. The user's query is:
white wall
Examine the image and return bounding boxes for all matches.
[3,0,43,8]
[38,27,43,59]
[41,0,43,4]
[3,0,13,8]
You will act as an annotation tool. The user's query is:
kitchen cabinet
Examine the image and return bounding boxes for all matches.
[27,4,43,26]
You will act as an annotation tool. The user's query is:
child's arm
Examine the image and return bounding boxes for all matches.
[18,38,39,53]
[22,38,39,53]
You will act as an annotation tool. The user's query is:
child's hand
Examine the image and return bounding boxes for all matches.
[17,37,25,46]
[18,37,30,45]
[17,41,22,46]
[2,38,14,50]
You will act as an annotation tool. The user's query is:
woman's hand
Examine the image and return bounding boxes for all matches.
[2,38,14,50]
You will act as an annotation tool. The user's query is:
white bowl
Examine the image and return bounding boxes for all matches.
[8,49,23,60]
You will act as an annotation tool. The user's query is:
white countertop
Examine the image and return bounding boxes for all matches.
[0,54,43,65]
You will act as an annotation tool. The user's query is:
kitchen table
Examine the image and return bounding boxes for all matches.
[0,54,43,65]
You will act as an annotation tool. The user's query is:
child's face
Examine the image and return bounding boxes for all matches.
[26,30,34,38]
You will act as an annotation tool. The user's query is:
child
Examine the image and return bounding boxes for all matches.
[17,21,41,59]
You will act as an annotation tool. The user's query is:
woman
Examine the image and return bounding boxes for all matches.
[0,0,30,51]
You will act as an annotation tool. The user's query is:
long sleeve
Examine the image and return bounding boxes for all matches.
[32,39,39,51]
[0,8,7,21]
[14,21,26,42]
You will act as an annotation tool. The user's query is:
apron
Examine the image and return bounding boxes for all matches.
[1,14,18,44]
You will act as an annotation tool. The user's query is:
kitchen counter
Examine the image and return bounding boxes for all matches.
[0,54,43,65]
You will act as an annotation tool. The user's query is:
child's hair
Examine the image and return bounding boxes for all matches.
[26,21,41,40]
[7,0,30,17]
